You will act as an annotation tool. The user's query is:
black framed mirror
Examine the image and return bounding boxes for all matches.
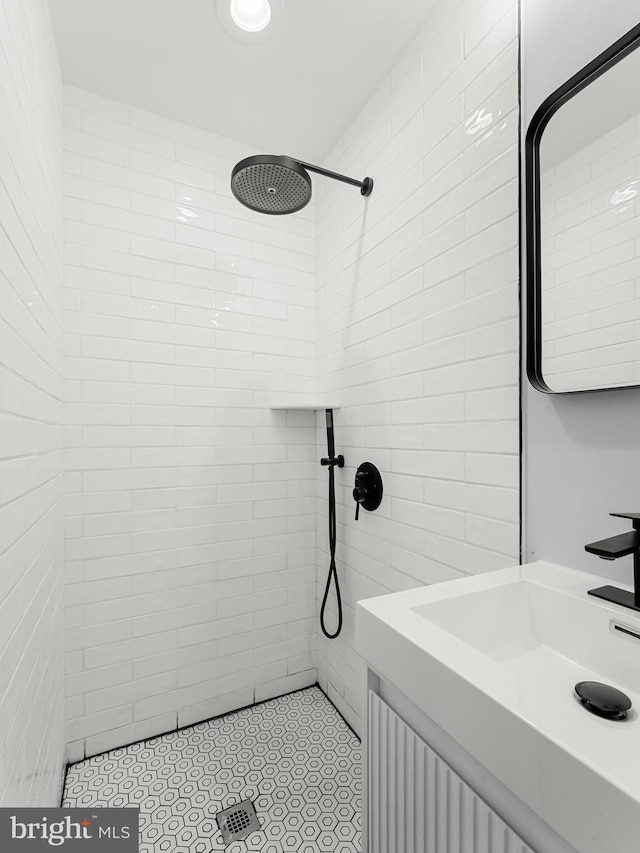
[526,22,640,393]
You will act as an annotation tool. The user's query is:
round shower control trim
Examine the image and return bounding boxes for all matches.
[353,462,383,521]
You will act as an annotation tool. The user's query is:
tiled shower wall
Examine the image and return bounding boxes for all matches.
[540,114,640,391]
[315,0,520,730]
[62,87,318,760]
[0,0,66,804]
[59,0,521,753]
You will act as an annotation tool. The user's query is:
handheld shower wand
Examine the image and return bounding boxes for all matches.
[319,409,344,639]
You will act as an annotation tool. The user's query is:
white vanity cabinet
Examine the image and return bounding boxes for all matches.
[365,675,576,853]
[356,563,640,853]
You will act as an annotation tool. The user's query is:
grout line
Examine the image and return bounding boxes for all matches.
[72,682,330,765]
[315,682,361,742]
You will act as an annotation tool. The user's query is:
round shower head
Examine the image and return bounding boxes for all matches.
[231,155,312,215]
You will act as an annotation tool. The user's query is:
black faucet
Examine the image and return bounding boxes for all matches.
[585,512,640,612]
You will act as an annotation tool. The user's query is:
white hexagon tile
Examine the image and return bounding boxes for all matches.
[63,687,362,852]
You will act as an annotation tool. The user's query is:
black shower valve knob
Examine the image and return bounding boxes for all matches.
[353,484,368,502]
[353,482,367,520]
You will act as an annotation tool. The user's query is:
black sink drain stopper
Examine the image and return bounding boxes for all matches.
[575,681,632,720]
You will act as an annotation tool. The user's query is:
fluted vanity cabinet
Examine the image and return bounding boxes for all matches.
[364,674,573,853]
[356,562,640,853]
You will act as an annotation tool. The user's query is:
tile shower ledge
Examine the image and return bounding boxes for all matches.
[270,396,340,410]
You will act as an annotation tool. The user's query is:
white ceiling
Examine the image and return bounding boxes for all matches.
[48,0,432,162]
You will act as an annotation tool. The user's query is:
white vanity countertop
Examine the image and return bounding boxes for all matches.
[356,560,640,853]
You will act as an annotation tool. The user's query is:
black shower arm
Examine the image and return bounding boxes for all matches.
[296,159,373,196]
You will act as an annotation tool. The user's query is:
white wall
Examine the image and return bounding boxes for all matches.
[522,0,640,575]
[0,0,66,806]
[62,87,318,759]
[315,0,520,731]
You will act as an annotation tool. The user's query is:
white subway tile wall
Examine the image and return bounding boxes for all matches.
[540,114,640,390]
[62,87,318,759]
[315,0,520,730]
[0,0,66,804]
[55,0,523,754]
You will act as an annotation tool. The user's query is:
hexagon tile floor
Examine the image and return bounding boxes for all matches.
[62,686,362,853]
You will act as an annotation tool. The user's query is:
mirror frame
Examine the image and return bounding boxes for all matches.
[525,21,640,394]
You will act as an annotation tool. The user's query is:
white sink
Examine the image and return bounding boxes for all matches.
[413,564,640,693]
[356,561,640,853]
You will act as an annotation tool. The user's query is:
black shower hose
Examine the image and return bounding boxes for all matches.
[320,409,343,639]
[320,461,343,639]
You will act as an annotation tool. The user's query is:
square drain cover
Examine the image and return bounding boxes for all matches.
[216,799,261,845]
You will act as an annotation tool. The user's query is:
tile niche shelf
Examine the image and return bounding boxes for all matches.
[270,396,340,410]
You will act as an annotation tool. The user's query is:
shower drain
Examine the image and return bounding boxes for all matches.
[215,799,261,845]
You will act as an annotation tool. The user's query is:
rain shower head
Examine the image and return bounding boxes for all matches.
[231,154,373,215]
[231,155,311,215]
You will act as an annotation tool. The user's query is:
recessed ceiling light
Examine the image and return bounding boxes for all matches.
[215,0,282,43]
[229,0,271,32]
